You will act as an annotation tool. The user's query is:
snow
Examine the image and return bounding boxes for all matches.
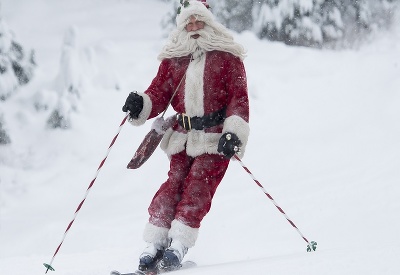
[1,0,400,274]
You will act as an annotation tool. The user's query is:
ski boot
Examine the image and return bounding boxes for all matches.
[158,240,188,272]
[138,243,164,272]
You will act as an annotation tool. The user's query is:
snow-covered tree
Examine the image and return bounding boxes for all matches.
[207,0,398,48]
[251,0,324,47]
[0,6,36,145]
[40,25,121,129]
[160,0,179,36]
[252,0,398,48]
[212,0,253,32]
[46,26,93,129]
[0,12,36,101]
[0,114,10,145]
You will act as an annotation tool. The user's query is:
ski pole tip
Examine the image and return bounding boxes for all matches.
[43,263,55,273]
[306,241,317,252]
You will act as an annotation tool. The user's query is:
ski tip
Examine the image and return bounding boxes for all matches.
[110,271,121,275]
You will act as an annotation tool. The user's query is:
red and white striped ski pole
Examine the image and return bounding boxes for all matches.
[234,154,317,252]
[43,113,130,273]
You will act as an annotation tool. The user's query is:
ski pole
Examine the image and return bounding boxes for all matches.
[43,113,130,273]
[233,154,317,252]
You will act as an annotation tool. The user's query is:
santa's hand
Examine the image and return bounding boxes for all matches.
[218,132,241,158]
[122,92,143,119]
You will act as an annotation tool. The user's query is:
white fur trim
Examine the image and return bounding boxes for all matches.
[160,129,187,155]
[222,115,250,158]
[186,130,220,157]
[143,223,169,247]
[160,129,220,157]
[184,52,205,117]
[168,219,199,248]
[176,1,214,28]
[129,93,152,126]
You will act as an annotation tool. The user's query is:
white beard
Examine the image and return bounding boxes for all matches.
[158,24,246,61]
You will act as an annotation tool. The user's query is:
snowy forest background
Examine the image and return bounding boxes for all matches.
[163,0,398,48]
[1,0,400,274]
[1,0,399,141]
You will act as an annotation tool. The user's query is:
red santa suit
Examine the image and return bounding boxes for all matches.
[129,0,249,251]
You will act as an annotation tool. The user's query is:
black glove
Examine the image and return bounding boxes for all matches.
[218,132,241,158]
[122,92,143,119]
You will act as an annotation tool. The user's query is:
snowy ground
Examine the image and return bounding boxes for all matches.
[1,0,400,274]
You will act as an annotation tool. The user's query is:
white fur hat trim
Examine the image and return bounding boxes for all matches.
[176,0,214,28]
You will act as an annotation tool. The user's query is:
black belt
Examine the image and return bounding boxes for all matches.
[177,108,226,131]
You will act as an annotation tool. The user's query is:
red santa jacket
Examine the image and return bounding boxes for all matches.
[131,50,250,158]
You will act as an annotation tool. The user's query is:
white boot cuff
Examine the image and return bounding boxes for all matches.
[168,219,199,248]
[143,223,169,247]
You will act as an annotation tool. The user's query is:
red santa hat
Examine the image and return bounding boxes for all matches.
[176,0,214,28]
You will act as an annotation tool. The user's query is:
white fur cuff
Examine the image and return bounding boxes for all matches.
[129,93,152,126]
[168,219,199,248]
[143,223,169,247]
[222,115,250,158]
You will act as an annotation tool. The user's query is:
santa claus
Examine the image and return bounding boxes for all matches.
[122,0,250,272]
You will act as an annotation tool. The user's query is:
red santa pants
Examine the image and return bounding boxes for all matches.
[148,151,230,229]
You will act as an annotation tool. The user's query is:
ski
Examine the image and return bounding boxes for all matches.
[110,270,154,275]
[110,261,196,275]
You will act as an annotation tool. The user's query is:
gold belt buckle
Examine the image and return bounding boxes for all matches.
[181,113,192,131]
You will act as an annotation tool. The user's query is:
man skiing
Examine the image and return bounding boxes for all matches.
[122,0,250,272]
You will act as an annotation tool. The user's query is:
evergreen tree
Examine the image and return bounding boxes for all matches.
[212,0,253,32]
[207,0,398,48]
[0,6,36,145]
[161,0,179,37]
[0,12,36,101]
[47,28,81,129]
[47,27,86,129]
[251,0,395,48]
[252,0,325,47]
[0,115,11,145]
